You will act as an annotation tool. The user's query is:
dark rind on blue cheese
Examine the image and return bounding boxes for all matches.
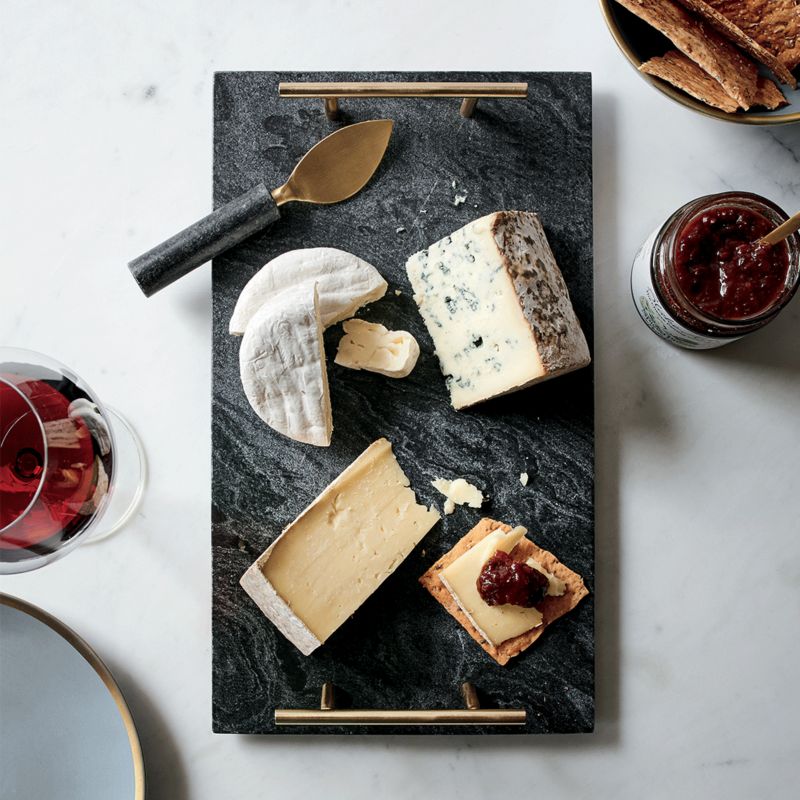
[406,211,591,409]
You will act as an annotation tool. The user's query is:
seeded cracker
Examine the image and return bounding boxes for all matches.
[675,0,797,87]
[753,76,789,110]
[706,0,800,71]
[615,0,759,109]
[419,518,588,666]
[641,50,740,112]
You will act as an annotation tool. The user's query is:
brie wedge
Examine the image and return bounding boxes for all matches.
[239,282,332,447]
[334,319,420,378]
[240,438,441,655]
[230,247,388,336]
[431,477,484,515]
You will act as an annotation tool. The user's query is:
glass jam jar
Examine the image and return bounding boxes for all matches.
[631,192,800,349]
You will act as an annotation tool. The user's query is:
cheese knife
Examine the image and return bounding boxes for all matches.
[128,119,394,297]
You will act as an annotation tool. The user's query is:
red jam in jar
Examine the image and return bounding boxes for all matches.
[674,206,790,321]
[631,192,800,349]
[476,550,549,608]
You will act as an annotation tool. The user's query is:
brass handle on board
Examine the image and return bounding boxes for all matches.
[279,81,529,120]
[274,682,527,726]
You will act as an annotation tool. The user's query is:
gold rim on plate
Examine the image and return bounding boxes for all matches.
[599,0,800,126]
[0,593,146,799]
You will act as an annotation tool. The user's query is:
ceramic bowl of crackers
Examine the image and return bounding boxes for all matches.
[601,0,800,124]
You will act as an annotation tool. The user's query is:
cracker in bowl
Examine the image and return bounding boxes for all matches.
[706,0,800,71]
[615,0,760,108]
[676,0,797,87]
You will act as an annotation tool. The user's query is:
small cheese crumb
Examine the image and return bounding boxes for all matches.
[450,179,468,206]
[519,472,529,486]
[431,477,484,515]
[394,289,402,296]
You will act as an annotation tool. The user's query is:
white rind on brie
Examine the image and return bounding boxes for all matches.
[239,282,332,447]
[239,561,321,656]
[334,318,420,378]
[229,247,387,336]
[406,211,591,409]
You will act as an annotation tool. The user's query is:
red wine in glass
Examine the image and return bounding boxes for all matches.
[0,348,144,573]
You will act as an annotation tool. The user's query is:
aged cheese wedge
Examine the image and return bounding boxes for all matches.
[240,438,441,655]
[229,247,388,336]
[439,526,547,646]
[406,211,590,410]
[431,477,484,515]
[239,282,332,447]
[334,319,420,378]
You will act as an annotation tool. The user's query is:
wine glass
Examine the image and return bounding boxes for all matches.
[0,348,146,574]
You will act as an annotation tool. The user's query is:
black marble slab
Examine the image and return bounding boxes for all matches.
[212,72,594,735]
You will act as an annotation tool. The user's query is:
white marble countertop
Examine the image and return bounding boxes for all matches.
[2,1,799,797]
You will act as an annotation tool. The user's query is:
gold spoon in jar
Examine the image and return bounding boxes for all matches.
[760,210,800,246]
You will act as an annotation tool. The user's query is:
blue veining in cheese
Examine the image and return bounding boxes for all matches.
[406,211,591,409]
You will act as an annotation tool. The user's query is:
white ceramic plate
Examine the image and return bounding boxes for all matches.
[0,595,144,799]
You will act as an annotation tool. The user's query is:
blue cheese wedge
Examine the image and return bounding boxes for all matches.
[240,438,440,655]
[406,211,590,409]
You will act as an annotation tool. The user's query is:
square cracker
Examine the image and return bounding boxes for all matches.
[706,0,800,71]
[419,518,589,666]
[615,0,759,109]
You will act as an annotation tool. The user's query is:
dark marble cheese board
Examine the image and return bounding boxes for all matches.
[212,71,594,735]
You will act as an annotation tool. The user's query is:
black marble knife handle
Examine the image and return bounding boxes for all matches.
[128,183,281,296]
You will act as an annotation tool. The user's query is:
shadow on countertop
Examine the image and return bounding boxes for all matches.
[107,658,190,800]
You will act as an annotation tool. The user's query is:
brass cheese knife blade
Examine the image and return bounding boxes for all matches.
[128,119,394,297]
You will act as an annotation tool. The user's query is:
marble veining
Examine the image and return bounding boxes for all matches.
[211,72,594,735]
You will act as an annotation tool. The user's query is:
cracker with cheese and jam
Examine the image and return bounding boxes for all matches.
[420,519,588,666]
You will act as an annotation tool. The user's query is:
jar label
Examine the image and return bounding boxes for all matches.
[630,227,741,350]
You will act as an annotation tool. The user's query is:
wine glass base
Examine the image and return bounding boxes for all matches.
[85,407,146,544]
